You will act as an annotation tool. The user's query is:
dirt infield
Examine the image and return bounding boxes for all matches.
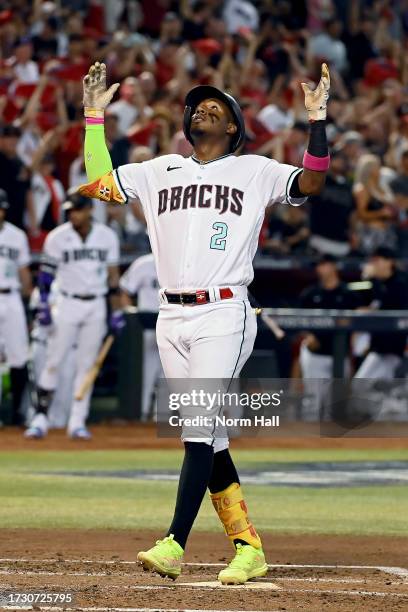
[0,530,407,611]
[1,423,408,450]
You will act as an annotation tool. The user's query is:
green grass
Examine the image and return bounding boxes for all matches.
[0,449,407,535]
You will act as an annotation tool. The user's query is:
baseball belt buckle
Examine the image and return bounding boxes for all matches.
[196,290,207,304]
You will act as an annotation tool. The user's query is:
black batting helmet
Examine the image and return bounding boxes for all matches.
[183,85,245,153]
[0,189,9,210]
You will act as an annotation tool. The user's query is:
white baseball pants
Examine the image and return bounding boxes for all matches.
[39,294,106,432]
[156,298,257,452]
[0,293,29,367]
[354,352,401,379]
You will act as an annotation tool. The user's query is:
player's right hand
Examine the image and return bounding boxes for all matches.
[301,63,330,121]
[37,302,52,327]
[83,62,120,118]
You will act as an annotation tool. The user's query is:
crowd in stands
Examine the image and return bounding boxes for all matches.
[0,0,408,259]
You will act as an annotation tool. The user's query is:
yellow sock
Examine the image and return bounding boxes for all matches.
[210,482,262,549]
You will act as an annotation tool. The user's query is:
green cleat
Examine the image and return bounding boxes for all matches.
[137,534,184,579]
[218,543,268,585]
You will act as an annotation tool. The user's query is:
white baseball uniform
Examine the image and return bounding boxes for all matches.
[0,221,30,368]
[120,253,162,420]
[37,221,120,433]
[112,153,305,450]
[29,286,76,428]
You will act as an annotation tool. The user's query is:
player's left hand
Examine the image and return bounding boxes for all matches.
[109,310,126,335]
[301,63,330,121]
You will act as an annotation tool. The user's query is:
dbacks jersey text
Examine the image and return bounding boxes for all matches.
[112,154,306,290]
[43,222,119,296]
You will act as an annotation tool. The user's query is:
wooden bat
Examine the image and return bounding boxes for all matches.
[74,335,114,401]
[254,308,285,340]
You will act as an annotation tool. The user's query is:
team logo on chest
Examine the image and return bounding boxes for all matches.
[62,248,108,263]
[157,184,243,216]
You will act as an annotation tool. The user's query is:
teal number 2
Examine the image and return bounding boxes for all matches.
[210,222,228,251]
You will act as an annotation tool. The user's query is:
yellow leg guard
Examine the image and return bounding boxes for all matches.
[210,482,262,549]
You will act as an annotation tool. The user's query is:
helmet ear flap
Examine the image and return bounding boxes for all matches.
[183,105,194,146]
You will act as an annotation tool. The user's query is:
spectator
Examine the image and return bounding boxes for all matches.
[309,150,354,257]
[108,77,152,136]
[263,205,309,256]
[0,125,36,233]
[352,154,397,254]
[257,89,295,133]
[6,37,39,83]
[308,18,347,73]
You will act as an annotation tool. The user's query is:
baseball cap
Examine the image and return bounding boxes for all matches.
[316,253,338,265]
[0,189,10,210]
[371,246,397,260]
[62,192,93,211]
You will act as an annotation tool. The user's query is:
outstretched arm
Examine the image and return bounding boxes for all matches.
[77,63,127,202]
[295,64,330,197]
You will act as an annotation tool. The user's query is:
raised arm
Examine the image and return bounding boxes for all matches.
[295,64,331,197]
[76,63,128,203]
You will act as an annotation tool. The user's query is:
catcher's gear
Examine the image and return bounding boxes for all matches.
[183,85,245,153]
[218,543,268,585]
[83,62,120,118]
[301,63,330,121]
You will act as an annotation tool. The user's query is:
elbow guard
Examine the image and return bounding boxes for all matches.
[77,170,126,204]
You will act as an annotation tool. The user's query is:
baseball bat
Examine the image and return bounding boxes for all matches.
[74,334,114,401]
[255,308,286,340]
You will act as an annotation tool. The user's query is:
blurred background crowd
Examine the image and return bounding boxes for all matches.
[1,0,408,260]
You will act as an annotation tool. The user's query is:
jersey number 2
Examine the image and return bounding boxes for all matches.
[210,222,228,251]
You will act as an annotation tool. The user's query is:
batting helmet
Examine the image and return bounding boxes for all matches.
[0,189,10,210]
[183,85,245,153]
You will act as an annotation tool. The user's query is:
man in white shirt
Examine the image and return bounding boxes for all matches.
[0,189,32,425]
[25,193,122,440]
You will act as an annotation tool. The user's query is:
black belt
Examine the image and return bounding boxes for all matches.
[61,291,100,301]
[164,288,233,305]
[0,288,12,294]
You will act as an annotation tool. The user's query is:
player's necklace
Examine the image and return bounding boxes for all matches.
[191,153,233,165]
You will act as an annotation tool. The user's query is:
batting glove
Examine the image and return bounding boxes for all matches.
[83,62,120,119]
[109,310,126,335]
[37,301,52,327]
[301,63,330,121]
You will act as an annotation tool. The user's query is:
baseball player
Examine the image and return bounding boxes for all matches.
[354,247,408,379]
[0,188,32,426]
[25,193,122,440]
[29,286,76,428]
[78,61,330,584]
[120,253,162,421]
[299,254,357,419]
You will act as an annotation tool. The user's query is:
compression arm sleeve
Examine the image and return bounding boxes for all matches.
[78,123,126,203]
[85,123,113,180]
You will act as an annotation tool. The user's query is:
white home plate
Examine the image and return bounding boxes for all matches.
[177,581,281,590]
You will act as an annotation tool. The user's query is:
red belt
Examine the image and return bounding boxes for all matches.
[164,287,233,305]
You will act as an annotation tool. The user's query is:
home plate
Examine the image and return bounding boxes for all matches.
[177,581,281,590]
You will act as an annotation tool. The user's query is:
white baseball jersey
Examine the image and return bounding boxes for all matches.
[43,222,119,296]
[0,221,30,289]
[120,253,159,311]
[113,154,305,289]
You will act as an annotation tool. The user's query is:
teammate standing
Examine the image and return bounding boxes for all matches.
[25,193,122,439]
[120,253,162,421]
[78,62,330,584]
[0,189,32,425]
[299,254,357,419]
[355,247,408,378]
